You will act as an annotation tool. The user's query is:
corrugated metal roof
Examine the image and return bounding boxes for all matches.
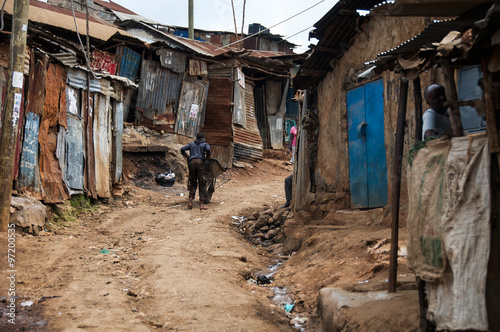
[294,0,381,89]
[366,18,477,66]
[51,53,78,67]
[369,0,493,17]
[2,0,138,43]
[93,0,137,15]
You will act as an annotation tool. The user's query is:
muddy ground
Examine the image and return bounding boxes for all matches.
[0,154,419,331]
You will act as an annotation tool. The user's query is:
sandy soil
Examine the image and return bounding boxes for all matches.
[0,156,419,331]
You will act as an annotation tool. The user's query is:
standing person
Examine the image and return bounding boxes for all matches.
[422,84,453,140]
[181,132,211,210]
[287,125,297,164]
[280,174,293,208]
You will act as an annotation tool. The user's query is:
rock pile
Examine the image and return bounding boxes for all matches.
[236,207,292,246]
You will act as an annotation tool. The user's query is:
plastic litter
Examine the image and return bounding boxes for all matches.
[99,249,112,254]
[20,301,33,307]
[155,170,176,187]
[284,303,295,313]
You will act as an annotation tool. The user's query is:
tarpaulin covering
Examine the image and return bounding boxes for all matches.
[407,134,491,331]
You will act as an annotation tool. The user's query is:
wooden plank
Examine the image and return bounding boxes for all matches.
[440,59,464,137]
[413,77,423,142]
[389,78,408,293]
[482,57,500,153]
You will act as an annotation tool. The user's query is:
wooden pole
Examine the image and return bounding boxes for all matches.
[440,58,464,137]
[0,0,30,231]
[188,0,194,40]
[241,0,246,44]
[413,77,423,142]
[230,0,239,49]
[482,57,500,154]
[417,276,429,331]
[388,78,408,292]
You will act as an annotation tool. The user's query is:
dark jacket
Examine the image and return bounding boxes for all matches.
[181,138,211,163]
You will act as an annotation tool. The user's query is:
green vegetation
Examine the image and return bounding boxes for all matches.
[47,195,97,229]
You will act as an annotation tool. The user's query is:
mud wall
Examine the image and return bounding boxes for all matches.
[313,16,433,207]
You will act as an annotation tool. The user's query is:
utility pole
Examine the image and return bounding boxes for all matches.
[0,0,30,231]
[188,0,194,39]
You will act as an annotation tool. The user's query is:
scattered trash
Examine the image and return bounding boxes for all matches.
[272,195,278,198]
[99,249,113,254]
[155,170,176,187]
[20,300,33,307]
[284,302,295,313]
[180,193,185,197]
[357,280,370,284]
[247,278,258,285]
[231,216,245,225]
[220,202,224,205]
[257,275,272,285]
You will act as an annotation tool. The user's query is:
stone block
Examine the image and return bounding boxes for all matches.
[10,196,47,229]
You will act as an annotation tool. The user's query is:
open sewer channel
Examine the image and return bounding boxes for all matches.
[232,214,308,330]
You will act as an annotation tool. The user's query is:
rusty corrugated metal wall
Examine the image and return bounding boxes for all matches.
[255,84,271,148]
[136,59,183,132]
[203,67,234,168]
[233,81,263,163]
[157,49,187,74]
[175,78,209,138]
[116,46,141,81]
[94,92,112,198]
[38,62,70,203]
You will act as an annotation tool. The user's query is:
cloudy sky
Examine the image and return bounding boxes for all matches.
[111,0,340,53]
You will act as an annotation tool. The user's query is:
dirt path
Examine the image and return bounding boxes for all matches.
[1,160,296,331]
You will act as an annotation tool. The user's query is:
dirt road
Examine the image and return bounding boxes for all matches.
[1,160,297,331]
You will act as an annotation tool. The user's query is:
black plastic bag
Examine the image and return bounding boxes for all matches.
[155,170,176,187]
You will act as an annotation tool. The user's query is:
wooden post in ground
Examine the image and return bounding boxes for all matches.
[388,78,408,292]
[440,58,464,137]
[413,77,423,142]
[0,0,30,231]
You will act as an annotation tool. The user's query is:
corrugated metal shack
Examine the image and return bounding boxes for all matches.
[45,0,303,169]
[113,17,302,168]
[0,0,140,203]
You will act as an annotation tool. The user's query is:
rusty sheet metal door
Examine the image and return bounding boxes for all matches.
[265,80,282,115]
[39,63,70,203]
[93,93,111,198]
[66,116,85,191]
[268,115,284,149]
[113,99,123,183]
[233,80,246,128]
[18,112,43,198]
[233,82,263,163]
[136,60,182,131]
[175,78,209,138]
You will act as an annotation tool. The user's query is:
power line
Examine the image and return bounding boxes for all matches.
[270,25,314,47]
[215,0,325,51]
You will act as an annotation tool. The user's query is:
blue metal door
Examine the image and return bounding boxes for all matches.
[347,79,388,208]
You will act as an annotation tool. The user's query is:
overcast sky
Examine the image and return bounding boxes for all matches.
[111,0,340,53]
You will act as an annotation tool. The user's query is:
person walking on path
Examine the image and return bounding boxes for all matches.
[181,132,211,210]
[287,125,297,164]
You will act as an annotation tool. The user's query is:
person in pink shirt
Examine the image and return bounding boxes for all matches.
[287,125,297,164]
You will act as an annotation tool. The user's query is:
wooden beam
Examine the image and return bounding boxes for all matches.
[389,78,408,293]
[482,57,500,153]
[413,77,423,142]
[309,44,343,54]
[300,68,329,76]
[440,58,464,137]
